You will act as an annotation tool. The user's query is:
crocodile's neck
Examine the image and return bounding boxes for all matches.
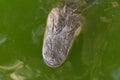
[58,0,98,13]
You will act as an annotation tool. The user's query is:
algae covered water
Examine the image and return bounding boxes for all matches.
[0,0,120,80]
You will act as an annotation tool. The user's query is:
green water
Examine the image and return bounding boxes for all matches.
[0,0,120,80]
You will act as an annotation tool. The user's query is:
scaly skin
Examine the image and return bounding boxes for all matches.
[42,6,82,67]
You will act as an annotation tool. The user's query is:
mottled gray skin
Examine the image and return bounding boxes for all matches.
[42,6,82,67]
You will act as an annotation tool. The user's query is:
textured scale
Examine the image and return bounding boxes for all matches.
[42,6,82,67]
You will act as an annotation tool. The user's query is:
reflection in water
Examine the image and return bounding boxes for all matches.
[100,16,112,23]
[112,1,119,8]
[0,60,40,80]
[42,61,81,80]
[0,60,24,72]
[112,67,120,80]
[32,26,45,44]
[0,34,7,45]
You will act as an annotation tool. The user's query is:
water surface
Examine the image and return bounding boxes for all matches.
[0,0,120,80]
